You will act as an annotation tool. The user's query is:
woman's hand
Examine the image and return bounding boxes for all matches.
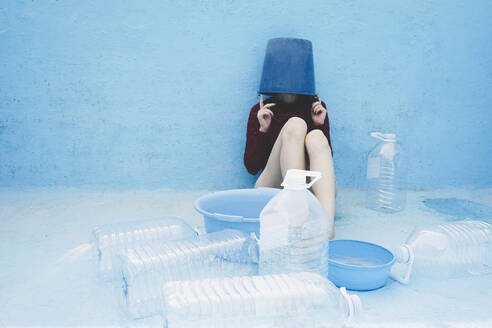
[257,94,276,133]
[311,94,326,126]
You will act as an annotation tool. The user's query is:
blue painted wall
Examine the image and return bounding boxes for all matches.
[1,1,491,190]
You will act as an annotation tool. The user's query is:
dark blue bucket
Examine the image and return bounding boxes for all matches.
[328,240,395,291]
[259,37,316,96]
[194,188,280,237]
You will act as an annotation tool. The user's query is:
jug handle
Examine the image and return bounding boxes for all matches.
[370,131,385,140]
[390,244,414,284]
[340,287,355,322]
[306,171,322,189]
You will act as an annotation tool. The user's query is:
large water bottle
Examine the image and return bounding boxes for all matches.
[119,229,258,318]
[93,217,198,282]
[163,272,362,328]
[365,132,406,213]
[391,220,492,284]
[259,169,330,276]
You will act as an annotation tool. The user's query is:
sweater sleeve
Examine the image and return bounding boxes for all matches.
[243,103,269,175]
[311,101,333,155]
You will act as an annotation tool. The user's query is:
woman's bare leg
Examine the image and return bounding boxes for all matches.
[255,117,307,188]
[305,130,336,239]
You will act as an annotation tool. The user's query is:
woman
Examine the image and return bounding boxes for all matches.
[243,38,337,238]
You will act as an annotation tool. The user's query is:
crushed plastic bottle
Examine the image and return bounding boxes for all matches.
[391,219,492,284]
[119,229,258,318]
[163,271,362,328]
[92,217,198,282]
[259,169,330,276]
[365,132,406,213]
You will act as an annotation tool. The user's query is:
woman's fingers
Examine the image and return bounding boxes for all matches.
[261,109,274,119]
[260,94,276,110]
[258,108,274,120]
[258,107,274,116]
[311,95,326,125]
[258,103,276,119]
[312,103,324,115]
[312,94,322,109]
[258,95,275,130]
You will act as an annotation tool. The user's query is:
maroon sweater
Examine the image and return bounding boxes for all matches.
[243,96,333,175]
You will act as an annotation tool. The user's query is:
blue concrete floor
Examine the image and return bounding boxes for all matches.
[0,187,491,327]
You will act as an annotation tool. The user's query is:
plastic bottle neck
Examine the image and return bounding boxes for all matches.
[394,244,412,263]
[390,244,415,284]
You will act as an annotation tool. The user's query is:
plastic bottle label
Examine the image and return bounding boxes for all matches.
[367,157,380,179]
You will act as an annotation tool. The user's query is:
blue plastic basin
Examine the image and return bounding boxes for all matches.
[194,188,280,237]
[328,239,395,291]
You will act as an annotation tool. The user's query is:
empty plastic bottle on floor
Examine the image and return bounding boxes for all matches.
[119,229,258,318]
[162,271,362,328]
[93,217,198,282]
[391,220,492,284]
[365,132,406,213]
[259,169,330,276]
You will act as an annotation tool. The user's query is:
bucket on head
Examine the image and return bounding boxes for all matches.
[259,37,316,96]
[194,188,280,237]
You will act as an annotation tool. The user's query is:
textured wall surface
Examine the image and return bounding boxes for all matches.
[1,1,491,190]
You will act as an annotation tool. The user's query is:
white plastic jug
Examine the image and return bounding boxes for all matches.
[259,169,330,276]
[365,132,406,213]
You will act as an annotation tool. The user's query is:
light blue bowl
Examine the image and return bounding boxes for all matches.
[194,188,280,237]
[328,239,395,291]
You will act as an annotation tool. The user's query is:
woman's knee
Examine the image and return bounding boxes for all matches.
[281,117,307,142]
[305,130,331,155]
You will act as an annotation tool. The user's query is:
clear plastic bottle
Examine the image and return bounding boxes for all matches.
[365,132,406,213]
[162,272,362,328]
[391,220,492,284]
[93,217,198,282]
[119,229,258,318]
[259,169,330,276]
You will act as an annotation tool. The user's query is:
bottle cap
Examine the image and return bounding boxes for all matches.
[390,244,415,284]
[394,244,411,263]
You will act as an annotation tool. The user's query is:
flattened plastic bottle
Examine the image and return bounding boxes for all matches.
[93,217,198,281]
[391,220,492,284]
[119,229,258,318]
[163,272,362,328]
